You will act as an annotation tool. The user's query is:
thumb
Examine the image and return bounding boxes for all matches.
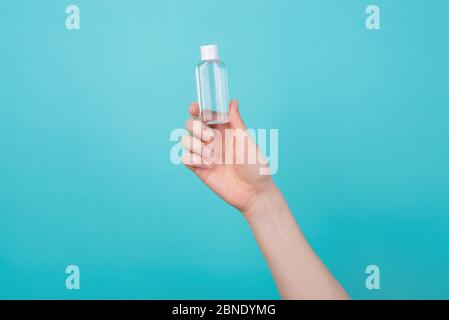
[229,99,246,130]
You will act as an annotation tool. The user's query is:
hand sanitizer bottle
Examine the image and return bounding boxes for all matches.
[195,45,229,125]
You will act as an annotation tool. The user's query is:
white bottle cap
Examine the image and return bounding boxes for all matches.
[200,45,219,61]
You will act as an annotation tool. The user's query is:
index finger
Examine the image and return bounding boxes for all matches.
[189,102,200,117]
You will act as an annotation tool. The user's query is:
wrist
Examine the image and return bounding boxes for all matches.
[242,183,285,224]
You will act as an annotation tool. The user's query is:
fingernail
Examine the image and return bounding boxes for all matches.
[203,129,214,141]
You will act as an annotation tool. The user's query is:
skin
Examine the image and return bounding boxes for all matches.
[182,99,349,300]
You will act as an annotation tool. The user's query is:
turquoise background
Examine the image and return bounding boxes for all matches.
[1,0,448,299]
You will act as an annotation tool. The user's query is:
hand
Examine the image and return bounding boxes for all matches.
[182,100,349,299]
[182,99,276,215]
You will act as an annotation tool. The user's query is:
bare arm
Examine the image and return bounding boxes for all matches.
[244,186,349,299]
[182,100,349,300]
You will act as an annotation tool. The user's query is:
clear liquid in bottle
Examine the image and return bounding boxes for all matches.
[195,45,229,125]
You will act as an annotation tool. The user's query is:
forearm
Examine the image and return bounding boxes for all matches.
[244,185,349,300]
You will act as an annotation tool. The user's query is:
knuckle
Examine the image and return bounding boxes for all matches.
[184,118,192,130]
[181,135,191,148]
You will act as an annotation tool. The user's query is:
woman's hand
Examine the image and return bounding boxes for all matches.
[182,99,276,215]
[182,99,349,299]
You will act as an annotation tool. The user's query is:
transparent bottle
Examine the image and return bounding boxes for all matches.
[195,45,229,125]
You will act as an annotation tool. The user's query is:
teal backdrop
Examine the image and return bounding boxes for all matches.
[1,0,449,299]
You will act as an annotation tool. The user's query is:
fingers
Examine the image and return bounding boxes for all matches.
[183,102,215,170]
[182,135,202,155]
[184,118,215,142]
[182,134,214,167]
[182,150,213,169]
[189,102,200,117]
[229,99,246,130]
[182,135,213,159]
[182,151,203,167]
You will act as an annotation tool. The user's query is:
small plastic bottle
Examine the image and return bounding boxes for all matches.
[195,45,229,125]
